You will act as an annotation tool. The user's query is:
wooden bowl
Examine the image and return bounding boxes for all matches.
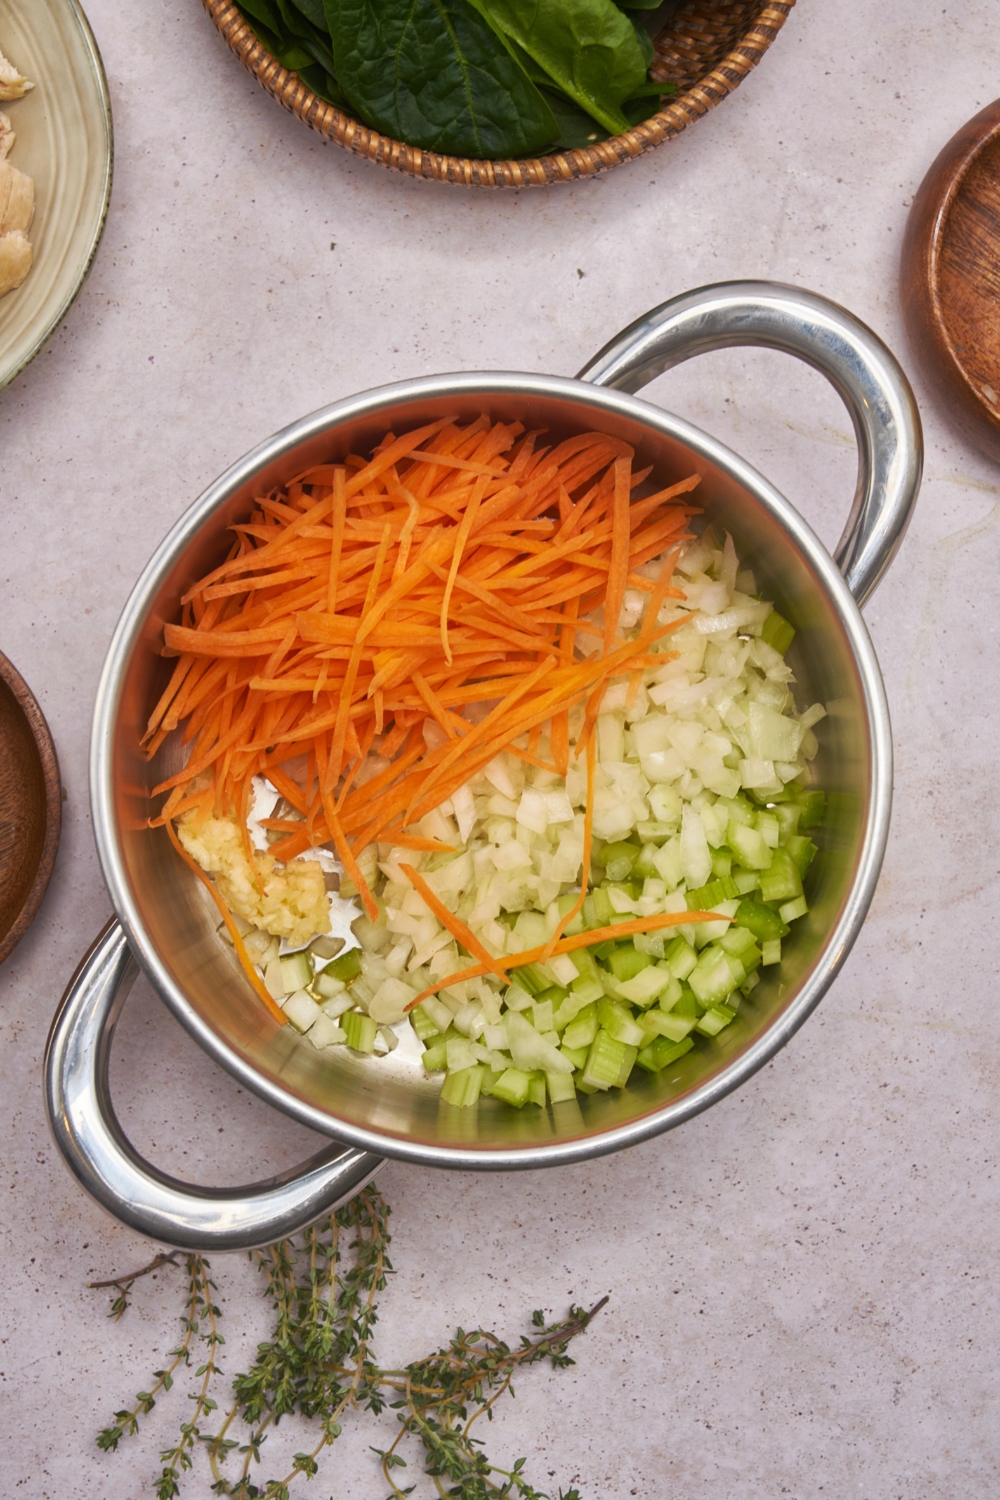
[901,99,1000,464]
[0,651,61,966]
[203,0,794,187]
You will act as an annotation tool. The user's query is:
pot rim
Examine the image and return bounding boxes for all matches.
[90,369,891,1170]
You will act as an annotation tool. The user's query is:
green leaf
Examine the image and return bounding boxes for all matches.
[323,0,558,158]
[466,0,648,134]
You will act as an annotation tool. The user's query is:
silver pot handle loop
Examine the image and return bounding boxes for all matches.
[577,280,922,606]
[45,920,384,1251]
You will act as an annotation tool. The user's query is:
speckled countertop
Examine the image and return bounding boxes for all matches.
[3,3,1000,1495]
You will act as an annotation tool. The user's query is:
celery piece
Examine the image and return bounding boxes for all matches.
[727,822,773,872]
[686,875,739,909]
[283,992,322,1033]
[635,1035,694,1074]
[421,1030,459,1071]
[324,948,363,984]
[280,951,314,992]
[492,1067,531,1108]
[574,1077,600,1095]
[509,963,547,996]
[717,925,758,959]
[755,811,780,848]
[410,1004,441,1042]
[526,1072,547,1108]
[761,609,795,654]
[562,1003,598,1051]
[642,1009,695,1043]
[607,944,653,983]
[313,971,347,1000]
[583,887,615,928]
[633,842,661,879]
[546,1069,578,1104]
[796,788,826,829]
[440,1065,484,1108]
[552,988,594,1031]
[773,803,802,844]
[568,974,604,1008]
[758,848,803,905]
[786,835,817,878]
[552,891,585,936]
[534,985,567,1010]
[663,936,697,980]
[711,851,733,879]
[612,1043,639,1089]
[342,1011,378,1054]
[616,964,673,1007]
[695,1003,736,1037]
[636,820,675,844]
[581,1029,629,1090]
[670,988,703,1019]
[531,999,555,1033]
[761,937,782,966]
[560,1043,589,1070]
[596,999,646,1047]
[598,841,640,881]
[718,794,755,828]
[655,971,683,1010]
[732,869,760,895]
[734,898,789,941]
[689,950,744,1007]
[592,937,618,961]
[503,983,534,1012]
[569,945,600,983]
[779,895,809,923]
[479,1068,498,1097]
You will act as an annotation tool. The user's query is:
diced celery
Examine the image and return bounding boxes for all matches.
[551,892,585,936]
[342,1011,378,1054]
[410,1004,441,1042]
[755,811,780,848]
[773,803,802,843]
[313,970,347,1000]
[568,975,604,1009]
[546,1069,578,1104]
[670,988,702,1019]
[711,851,733,878]
[534,985,567,1009]
[323,948,363,984]
[479,1068,498,1097]
[581,1030,629,1090]
[283,991,322,1033]
[718,794,755,827]
[606,944,653,982]
[440,1065,483,1108]
[514,910,550,949]
[562,1003,598,1050]
[758,848,803,905]
[491,1068,531,1107]
[779,895,809,923]
[636,820,675,844]
[761,609,795,654]
[560,1043,589,1070]
[510,963,548,996]
[503,983,534,1011]
[786,835,817,878]
[663,936,697,980]
[582,887,615,927]
[688,950,744,1006]
[615,964,673,1006]
[612,1044,639,1089]
[526,1072,547,1108]
[280,951,314,992]
[552,989,593,1030]
[718,926,758,959]
[599,841,641,881]
[727,822,773,871]
[686,875,739,909]
[642,1009,695,1043]
[633,843,661,879]
[796,788,826,829]
[421,1030,459,1071]
[596,999,646,1047]
[695,1003,736,1037]
[569,946,601,984]
[655,971,683,1009]
[635,1035,694,1073]
[732,870,760,895]
[310,934,345,961]
[734,898,789,941]
[761,938,782,965]
[532,999,555,1033]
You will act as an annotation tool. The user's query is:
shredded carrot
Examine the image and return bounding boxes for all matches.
[402,908,732,1011]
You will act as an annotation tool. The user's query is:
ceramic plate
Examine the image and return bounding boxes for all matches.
[0,0,112,393]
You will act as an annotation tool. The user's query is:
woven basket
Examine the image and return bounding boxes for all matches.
[203,0,794,187]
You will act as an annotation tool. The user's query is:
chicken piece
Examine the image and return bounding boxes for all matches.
[0,47,33,101]
[0,154,33,235]
[0,110,14,159]
[0,228,31,298]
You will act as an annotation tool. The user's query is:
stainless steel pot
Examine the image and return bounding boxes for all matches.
[46,283,922,1251]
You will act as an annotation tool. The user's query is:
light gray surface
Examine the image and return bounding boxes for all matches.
[2,1,998,1494]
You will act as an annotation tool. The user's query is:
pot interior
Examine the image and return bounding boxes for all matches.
[103,379,879,1164]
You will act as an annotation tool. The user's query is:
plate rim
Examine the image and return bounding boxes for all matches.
[0,0,114,394]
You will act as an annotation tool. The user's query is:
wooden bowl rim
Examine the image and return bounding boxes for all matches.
[203,0,795,187]
[903,99,1000,448]
[0,649,61,967]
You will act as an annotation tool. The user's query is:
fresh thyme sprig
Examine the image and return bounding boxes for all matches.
[93,1185,599,1500]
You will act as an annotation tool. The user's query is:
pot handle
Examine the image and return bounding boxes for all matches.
[44,920,384,1252]
[577,280,922,606]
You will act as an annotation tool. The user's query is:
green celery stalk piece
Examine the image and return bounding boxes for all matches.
[440,1065,484,1107]
[324,0,558,159]
[734,898,789,942]
[581,1029,628,1090]
[636,1035,694,1073]
[606,942,652,982]
[546,1069,578,1104]
[465,0,647,135]
[323,947,363,983]
[526,1072,547,1108]
[492,1067,531,1107]
[342,1011,377,1054]
[760,610,795,654]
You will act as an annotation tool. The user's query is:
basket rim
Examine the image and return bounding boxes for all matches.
[202,0,795,186]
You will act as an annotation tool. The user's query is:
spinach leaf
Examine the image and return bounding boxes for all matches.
[538,86,609,149]
[324,0,558,158]
[466,0,647,135]
[283,0,329,28]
